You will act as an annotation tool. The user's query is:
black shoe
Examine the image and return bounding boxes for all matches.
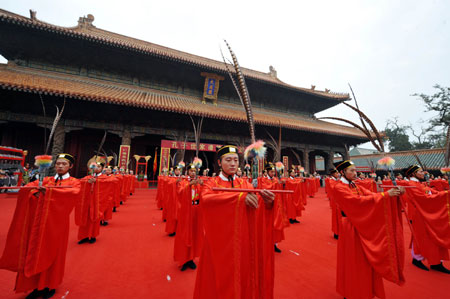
[430,263,450,274]
[289,219,294,224]
[160,208,163,210]
[26,289,44,299]
[130,193,132,196]
[274,244,281,253]
[187,260,197,269]
[89,238,97,244]
[113,207,117,212]
[412,258,429,271]
[333,234,339,240]
[42,288,56,299]
[120,201,123,205]
[181,263,188,271]
[168,232,176,237]
[78,238,89,244]
[101,221,109,226]
[293,219,300,223]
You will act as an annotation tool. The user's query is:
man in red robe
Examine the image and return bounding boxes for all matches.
[0,153,81,299]
[76,159,115,244]
[194,145,275,299]
[333,160,405,299]
[404,165,450,273]
[174,163,203,270]
[286,168,302,224]
[259,163,288,253]
[165,166,183,236]
[327,167,340,240]
[101,166,119,226]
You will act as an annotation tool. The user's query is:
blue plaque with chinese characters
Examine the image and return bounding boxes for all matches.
[201,72,224,105]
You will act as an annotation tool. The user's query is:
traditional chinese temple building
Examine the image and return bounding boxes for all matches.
[0,9,370,177]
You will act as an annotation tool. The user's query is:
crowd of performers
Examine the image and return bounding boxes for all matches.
[0,153,136,299]
[155,145,320,298]
[325,161,450,299]
[0,146,449,299]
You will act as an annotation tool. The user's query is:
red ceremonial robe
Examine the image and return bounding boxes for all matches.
[334,180,405,299]
[113,174,124,209]
[173,179,203,266]
[102,175,119,221]
[259,177,289,244]
[164,177,179,234]
[76,174,115,240]
[355,179,378,193]
[305,178,315,198]
[0,176,80,293]
[194,176,274,299]
[405,180,450,264]
[285,178,302,219]
[326,178,341,236]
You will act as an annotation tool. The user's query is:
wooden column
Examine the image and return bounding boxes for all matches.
[121,128,131,146]
[302,149,310,175]
[325,151,334,173]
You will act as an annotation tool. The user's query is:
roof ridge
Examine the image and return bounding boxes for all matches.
[0,8,349,100]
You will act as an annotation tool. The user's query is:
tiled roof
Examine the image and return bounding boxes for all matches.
[349,147,379,156]
[0,63,367,139]
[0,8,349,101]
[350,149,446,170]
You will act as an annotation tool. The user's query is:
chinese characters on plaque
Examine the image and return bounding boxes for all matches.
[201,72,224,105]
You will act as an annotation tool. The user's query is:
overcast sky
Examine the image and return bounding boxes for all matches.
[1,0,449,150]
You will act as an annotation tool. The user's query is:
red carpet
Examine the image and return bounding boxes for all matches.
[0,188,449,298]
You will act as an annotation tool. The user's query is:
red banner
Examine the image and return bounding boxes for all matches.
[283,156,289,177]
[160,140,243,153]
[119,145,130,170]
[159,147,171,175]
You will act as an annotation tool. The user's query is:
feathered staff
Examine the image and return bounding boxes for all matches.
[170,151,178,168]
[318,84,384,153]
[180,135,188,164]
[39,93,47,153]
[35,99,66,187]
[347,84,385,152]
[378,156,421,251]
[378,157,396,183]
[189,115,204,158]
[111,150,118,167]
[265,121,282,163]
[93,131,107,165]
[275,162,285,178]
[221,40,255,143]
[201,151,209,173]
[366,158,377,179]
[221,40,266,180]
[290,149,302,166]
[412,153,429,182]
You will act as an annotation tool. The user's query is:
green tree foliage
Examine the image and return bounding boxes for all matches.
[384,118,413,151]
[413,85,450,148]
